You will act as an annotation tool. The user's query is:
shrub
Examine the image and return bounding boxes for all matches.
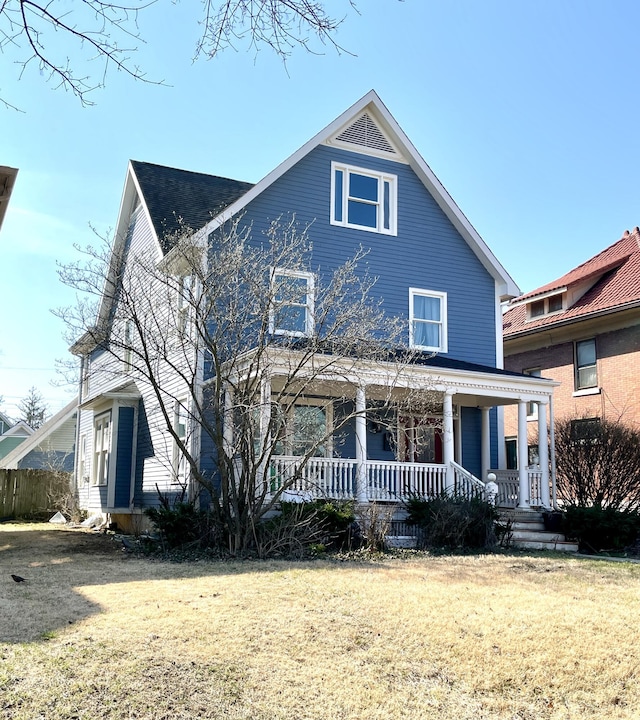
[555,417,640,511]
[255,499,358,558]
[563,505,640,554]
[145,501,223,551]
[405,494,500,550]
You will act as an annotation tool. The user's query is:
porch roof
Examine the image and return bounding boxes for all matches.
[230,347,558,407]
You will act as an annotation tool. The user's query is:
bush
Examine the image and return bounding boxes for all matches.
[145,501,223,551]
[257,499,358,558]
[555,417,640,511]
[405,494,500,550]
[563,505,640,554]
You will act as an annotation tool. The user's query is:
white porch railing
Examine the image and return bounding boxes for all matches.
[490,469,544,508]
[269,456,357,499]
[451,461,485,499]
[269,457,474,502]
[366,460,447,500]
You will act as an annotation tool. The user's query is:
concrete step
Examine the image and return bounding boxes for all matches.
[513,539,579,553]
[511,521,546,532]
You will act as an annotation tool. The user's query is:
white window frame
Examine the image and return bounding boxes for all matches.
[176,274,193,339]
[330,162,397,235]
[409,288,448,353]
[274,398,333,458]
[524,368,542,419]
[79,433,88,483]
[172,399,189,486]
[269,268,315,337]
[123,319,133,371]
[92,411,112,487]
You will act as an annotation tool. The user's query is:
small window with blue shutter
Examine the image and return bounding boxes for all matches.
[331,162,397,235]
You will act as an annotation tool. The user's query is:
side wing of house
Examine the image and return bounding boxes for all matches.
[0,400,77,471]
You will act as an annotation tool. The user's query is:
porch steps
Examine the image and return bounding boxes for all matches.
[501,510,578,553]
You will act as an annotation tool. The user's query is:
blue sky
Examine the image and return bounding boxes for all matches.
[2,0,640,419]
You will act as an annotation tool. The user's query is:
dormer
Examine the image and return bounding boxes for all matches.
[525,290,565,321]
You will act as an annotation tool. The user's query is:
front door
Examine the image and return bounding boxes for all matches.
[399,416,443,463]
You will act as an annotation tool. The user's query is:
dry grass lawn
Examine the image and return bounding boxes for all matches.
[1,523,640,719]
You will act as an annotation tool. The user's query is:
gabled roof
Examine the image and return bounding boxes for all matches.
[0,399,77,470]
[0,420,33,438]
[504,227,640,338]
[130,161,253,254]
[194,90,520,300]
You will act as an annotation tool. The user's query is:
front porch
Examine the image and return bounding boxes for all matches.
[268,456,549,509]
[224,349,560,512]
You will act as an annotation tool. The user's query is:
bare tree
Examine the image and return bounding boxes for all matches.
[1,0,358,108]
[555,416,640,511]
[17,385,49,429]
[57,215,439,554]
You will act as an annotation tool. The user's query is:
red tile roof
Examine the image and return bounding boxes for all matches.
[503,227,640,338]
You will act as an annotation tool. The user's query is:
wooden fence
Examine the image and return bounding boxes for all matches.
[0,469,72,519]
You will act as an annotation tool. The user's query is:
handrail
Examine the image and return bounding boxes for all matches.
[450,460,485,490]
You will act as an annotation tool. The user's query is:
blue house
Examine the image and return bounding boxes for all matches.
[71,92,557,531]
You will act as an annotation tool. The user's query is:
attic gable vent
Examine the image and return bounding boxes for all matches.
[335,113,396,154]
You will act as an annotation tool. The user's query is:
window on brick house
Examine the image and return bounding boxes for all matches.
[575,339,597,390]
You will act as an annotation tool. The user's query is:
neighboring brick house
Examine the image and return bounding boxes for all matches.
[502,227,640,468]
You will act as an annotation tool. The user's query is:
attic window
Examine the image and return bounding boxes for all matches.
[336,113,395,154]
[527,294,564,320]
[530,300,545,318]
[548,295,563,313]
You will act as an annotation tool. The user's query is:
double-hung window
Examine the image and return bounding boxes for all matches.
[575,339,597,390]
[331,162,397,235]
[173,400,189,486]
[409,289,447,352]
[92,411,112,486]
[270,269,314,337]
[176,274,193,339]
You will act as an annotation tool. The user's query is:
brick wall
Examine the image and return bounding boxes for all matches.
[504,324,640,439]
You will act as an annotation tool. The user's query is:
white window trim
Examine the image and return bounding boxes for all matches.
[269,268,315,337]
[276,397,334,458]
[92,411,112,487]
[409,288,448,353]
[330,161,397,236]
[172,399,189,486]
[123,319,133,372]
[79,433,89,484]
[524,368,542,420]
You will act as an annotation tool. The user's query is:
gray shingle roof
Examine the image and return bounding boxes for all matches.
[131,160,254,254]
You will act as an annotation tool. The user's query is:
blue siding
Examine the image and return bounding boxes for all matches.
[237,145,497,366]
[461,407,482,478]
[114,406,134,507]
[133,399,154,506]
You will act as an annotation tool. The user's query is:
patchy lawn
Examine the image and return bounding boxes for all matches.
[1,522,640,719]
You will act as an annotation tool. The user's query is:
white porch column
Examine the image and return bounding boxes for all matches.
[443,390,455,492]
[537,399,550,508]
[260,374,272,448]
[355,385,368,502]
[517,400,529,509]
[259,373,272,485]
[481,406,491,482]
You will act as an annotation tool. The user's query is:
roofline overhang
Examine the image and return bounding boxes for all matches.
[217,347,558,405]
[194,91,520,299]
[504,299,640,342]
